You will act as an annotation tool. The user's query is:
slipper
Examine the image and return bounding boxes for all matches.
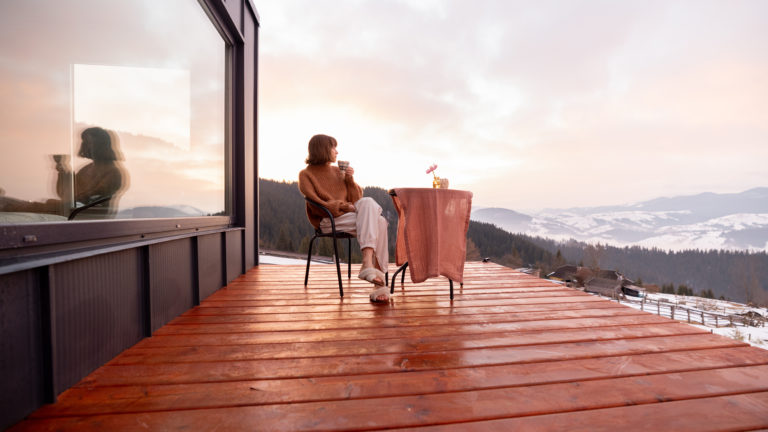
[358,267,385,286]
[369,285,391,302]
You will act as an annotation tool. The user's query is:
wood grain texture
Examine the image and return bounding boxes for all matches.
[11,262,768,431]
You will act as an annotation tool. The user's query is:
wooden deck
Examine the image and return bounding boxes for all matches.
[11,262,768,431]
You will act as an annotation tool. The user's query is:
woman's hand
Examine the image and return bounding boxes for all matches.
[345,166,355,176]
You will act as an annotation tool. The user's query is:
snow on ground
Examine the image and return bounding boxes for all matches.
[635,231,727,251]
[598,291,768,350]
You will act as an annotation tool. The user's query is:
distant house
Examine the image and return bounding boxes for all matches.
[585,275,645,298]
[621,285,645,298]
[549,265,643,296]
[546,265,579,284]
[595,269,621,280]
[584,277,623,297]
[643,284,660,293]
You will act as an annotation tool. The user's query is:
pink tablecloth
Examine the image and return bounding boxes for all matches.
[392,188,473,284]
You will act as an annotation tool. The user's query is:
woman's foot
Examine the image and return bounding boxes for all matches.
[360,247,385,285]
[369,285,390,302]
[358,266,385,286]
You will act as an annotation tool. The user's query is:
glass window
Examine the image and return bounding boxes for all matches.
[0,0,227,223]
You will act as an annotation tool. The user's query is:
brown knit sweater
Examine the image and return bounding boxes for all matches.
[298,164,363,228]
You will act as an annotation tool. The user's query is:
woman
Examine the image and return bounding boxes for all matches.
[298,134,390,302]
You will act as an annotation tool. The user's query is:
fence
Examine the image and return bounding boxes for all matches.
[601,292,766,329]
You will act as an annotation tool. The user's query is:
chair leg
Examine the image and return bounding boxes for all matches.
[347,238,352,279]
[449,279,454,300]
[332,236,344,297]
[304,235,318,286]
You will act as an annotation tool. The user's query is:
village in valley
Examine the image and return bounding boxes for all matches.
[546,265,768,349]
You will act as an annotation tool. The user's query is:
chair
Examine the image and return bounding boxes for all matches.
[303,197,354,297]
[67,195,113,220]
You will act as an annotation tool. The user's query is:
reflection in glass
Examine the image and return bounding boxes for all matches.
[60,127,128,219]
[0,0,226,223]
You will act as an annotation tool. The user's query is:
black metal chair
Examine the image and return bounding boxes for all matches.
[67,195,113,220]
[303,197,355,297]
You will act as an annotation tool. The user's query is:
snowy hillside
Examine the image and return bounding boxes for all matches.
[472,188,768,252]
[589,290,768,350]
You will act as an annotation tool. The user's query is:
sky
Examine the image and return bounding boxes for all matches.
[256,0,768,211]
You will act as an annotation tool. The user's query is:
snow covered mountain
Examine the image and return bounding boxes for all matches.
[471,187,768,252]
[117,204,209,219]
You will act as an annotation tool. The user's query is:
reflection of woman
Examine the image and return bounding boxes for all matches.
[57,127,124,208]
[298,134,390,302]
[0,126,125,218]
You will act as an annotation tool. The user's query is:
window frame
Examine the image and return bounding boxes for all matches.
[0,0,246,263]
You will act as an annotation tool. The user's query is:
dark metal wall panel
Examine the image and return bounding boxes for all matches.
[51,249,143,395]
[197,233,223,301]
[0,270,43,430]
[149,239,195,333]
[226,230,243,283]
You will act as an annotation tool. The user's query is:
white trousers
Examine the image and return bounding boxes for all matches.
[319,197,389,273]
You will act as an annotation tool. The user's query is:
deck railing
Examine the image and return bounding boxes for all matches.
[596,292,766,329]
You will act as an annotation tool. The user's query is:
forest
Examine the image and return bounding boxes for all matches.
[527,237,768,305]
[258,178,556,270]
[259,178,767,305]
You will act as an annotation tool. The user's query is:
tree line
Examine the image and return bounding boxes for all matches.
[258,178,557,271]
[527,236,768,305]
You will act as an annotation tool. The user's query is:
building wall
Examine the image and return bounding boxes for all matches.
[0,269,45,429]
[0,1,259,429]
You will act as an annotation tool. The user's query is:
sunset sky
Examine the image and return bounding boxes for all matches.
[256,0,768,211]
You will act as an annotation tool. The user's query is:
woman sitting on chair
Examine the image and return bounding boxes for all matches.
[298,134,390,302]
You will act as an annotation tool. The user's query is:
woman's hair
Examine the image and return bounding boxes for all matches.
[79,127,119,161]
[305,134,337,165]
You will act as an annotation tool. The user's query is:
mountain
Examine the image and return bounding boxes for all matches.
[117,204,208,218]
[471,207,532,228]
[472,188,768,252]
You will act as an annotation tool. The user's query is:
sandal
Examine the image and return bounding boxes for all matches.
[358,267,385,286]
[369,285,391,302]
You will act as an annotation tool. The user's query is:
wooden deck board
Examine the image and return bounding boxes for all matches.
[112,323,707,364]
[10,262,768,431]
[27,348,768,418]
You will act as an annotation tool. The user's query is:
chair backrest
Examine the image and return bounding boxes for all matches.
[304,197,336,234]
[303,197,356,238]
[68,195,114,220]
[304,197,334,221]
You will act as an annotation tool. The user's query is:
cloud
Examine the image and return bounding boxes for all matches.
[5,0,765,212]
[257,0,768,209]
